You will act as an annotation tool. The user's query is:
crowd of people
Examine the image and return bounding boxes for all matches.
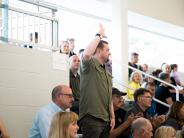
[2,24,184,138]
[29,24,184,138]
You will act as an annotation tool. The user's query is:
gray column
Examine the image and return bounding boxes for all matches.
[111,0,129,90]
[1,0,8,42]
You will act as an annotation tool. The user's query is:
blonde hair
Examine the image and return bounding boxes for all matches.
[129,71,143,83]
[48,111,78,138]
[154,126,176,138]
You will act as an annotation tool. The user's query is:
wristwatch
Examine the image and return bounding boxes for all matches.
[95,33,103,39]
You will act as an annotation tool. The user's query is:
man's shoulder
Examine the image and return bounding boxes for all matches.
[37,103,55,115]
[127,103,141,114]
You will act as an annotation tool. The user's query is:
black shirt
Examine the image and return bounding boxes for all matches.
[155,85,171,115]
[114,108,127,138]
[70,70,80,101]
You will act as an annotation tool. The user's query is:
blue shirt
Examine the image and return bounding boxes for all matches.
[146,99,157,117]
[29,102,63,138]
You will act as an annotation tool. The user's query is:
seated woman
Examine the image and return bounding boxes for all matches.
[154,126,176,138]
[48,111,79,138]
[162,101,184,130]
[0,118,9,138]
[127,71,142,100]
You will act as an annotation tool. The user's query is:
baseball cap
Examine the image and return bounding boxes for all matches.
[112,87,127,96]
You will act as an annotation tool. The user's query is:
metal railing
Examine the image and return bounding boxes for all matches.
[0,0,58,49]
[126,64,180,101]
[113,77,171,108]
[113,61,180,108]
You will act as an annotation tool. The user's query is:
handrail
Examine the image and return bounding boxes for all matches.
[0,2,59,48]
[19,0,57,12]
[8,6,58,21]
[125,64,179,101]
[113,78,171,108]
[153,98,170,108]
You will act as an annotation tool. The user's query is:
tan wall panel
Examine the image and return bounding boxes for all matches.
[0,44,69,138]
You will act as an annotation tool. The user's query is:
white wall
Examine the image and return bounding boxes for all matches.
[0,44,69,138]
[51,0,184,27]
[49,0,184,27]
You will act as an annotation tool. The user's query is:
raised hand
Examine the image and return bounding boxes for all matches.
[98,23,106,38]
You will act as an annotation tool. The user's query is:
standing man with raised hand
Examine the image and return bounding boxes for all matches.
[79,24,115,138]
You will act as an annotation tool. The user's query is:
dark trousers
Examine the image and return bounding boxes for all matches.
[80,115,110,138]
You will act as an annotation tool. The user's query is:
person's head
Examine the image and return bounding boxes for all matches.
[167,101,184,123]
[130,71,142,84]
[159,72,171,84]
[145,82,156,97]
[52,85,74,110]
[152,69,162,78]
[67,38,75,52]
[145,76,154,83]
[162,63,171,74]
[142,64,148,72]
[69,55,80,73]
[94,40,111,64]
[170,64,178,72]
[130,52,139,64]
[78,49,84,55]
[134,88,152,110]
[49,111,79,138]
[154,126,176,138]
[60,41,69,54]
[176,126,184,138]
[112,87,126,111]
[131,117,153,138]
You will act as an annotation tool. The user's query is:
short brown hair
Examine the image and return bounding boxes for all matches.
[94,40,108,54]
[134,88,150,102]
[52,85,62,101]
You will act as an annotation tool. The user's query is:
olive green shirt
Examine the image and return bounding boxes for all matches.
[79,56,112,122]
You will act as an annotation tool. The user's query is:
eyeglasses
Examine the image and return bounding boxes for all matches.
[60,93,74,98]
[141,96,152,100]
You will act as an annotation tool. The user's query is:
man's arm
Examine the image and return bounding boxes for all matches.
[39,114,51,138]
[0,119,9,138]
[83,24,105,61]
[151,115,166,129]
[110,101,115,131]
[109,114,134,138]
